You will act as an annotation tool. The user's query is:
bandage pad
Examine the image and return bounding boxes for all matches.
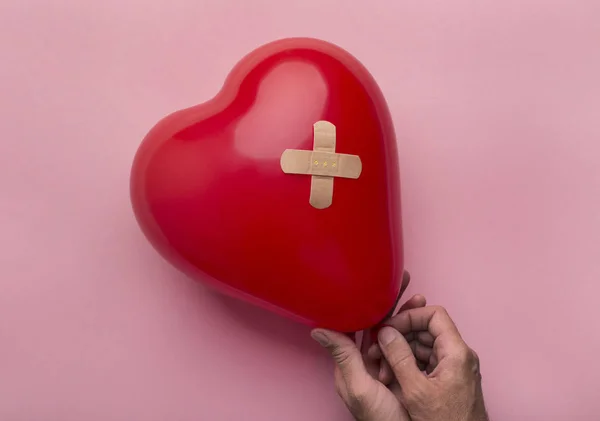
[280,121,362,209]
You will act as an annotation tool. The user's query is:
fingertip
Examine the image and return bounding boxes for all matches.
[413,294,427,307]
[367,343,381,359]
[310,327,328,336]
[397,294,427,313]
[378,326,401,346]
[311,328,358,350]
[310,329,330,347]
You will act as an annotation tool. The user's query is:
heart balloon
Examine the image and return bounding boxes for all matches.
[130,38,404,332]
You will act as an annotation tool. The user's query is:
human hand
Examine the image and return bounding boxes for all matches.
[311,287,489,421]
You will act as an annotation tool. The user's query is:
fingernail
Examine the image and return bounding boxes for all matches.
[371,323,392,342]
[311,330,329,347]
[378,327,399,346]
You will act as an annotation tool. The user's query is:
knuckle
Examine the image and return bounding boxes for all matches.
[470,348,480,364]
[431,305,449,316]
[468,348,481,373]
[388,349,416,372]
[430,305,453,324]
[330,345,353,367]
[345,384,371,415]
[331,350,352,367]
[452,345,481,375]
[347,384,369,403]
[456,345,472,363]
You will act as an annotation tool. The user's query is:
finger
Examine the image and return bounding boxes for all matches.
[387,306,460,338]
[416,331,435,347]
[368,343,380,359]
[426,354,439,375]
[398,294,427,313]
[369,329,432,360]
[371,293,427,344]
[409,341,433,363]
[359,330,382,380]
[311,329,370,385]
[378,358,427,382]
[384,306,465,359]
[372,333,432,381]
[403,331,434,347]
[361,328,374,354]
[313,329,389,420]
[378,327,427,389]
[378,358,394,385]
[377,338,432,382]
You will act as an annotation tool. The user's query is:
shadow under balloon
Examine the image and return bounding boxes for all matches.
[209,289,327,359]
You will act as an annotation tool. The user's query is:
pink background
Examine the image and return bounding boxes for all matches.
[1,0,599,420]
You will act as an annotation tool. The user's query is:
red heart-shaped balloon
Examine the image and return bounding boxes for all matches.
[130,38,404,332]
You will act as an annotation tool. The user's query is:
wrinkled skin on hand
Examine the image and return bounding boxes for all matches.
[311,272,489,421]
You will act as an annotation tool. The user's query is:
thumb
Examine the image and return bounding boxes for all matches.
[311,329,369,386]
[378,327,426,389]
[313,329,395,420]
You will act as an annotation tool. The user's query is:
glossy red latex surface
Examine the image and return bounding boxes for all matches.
[130,38,403,332]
